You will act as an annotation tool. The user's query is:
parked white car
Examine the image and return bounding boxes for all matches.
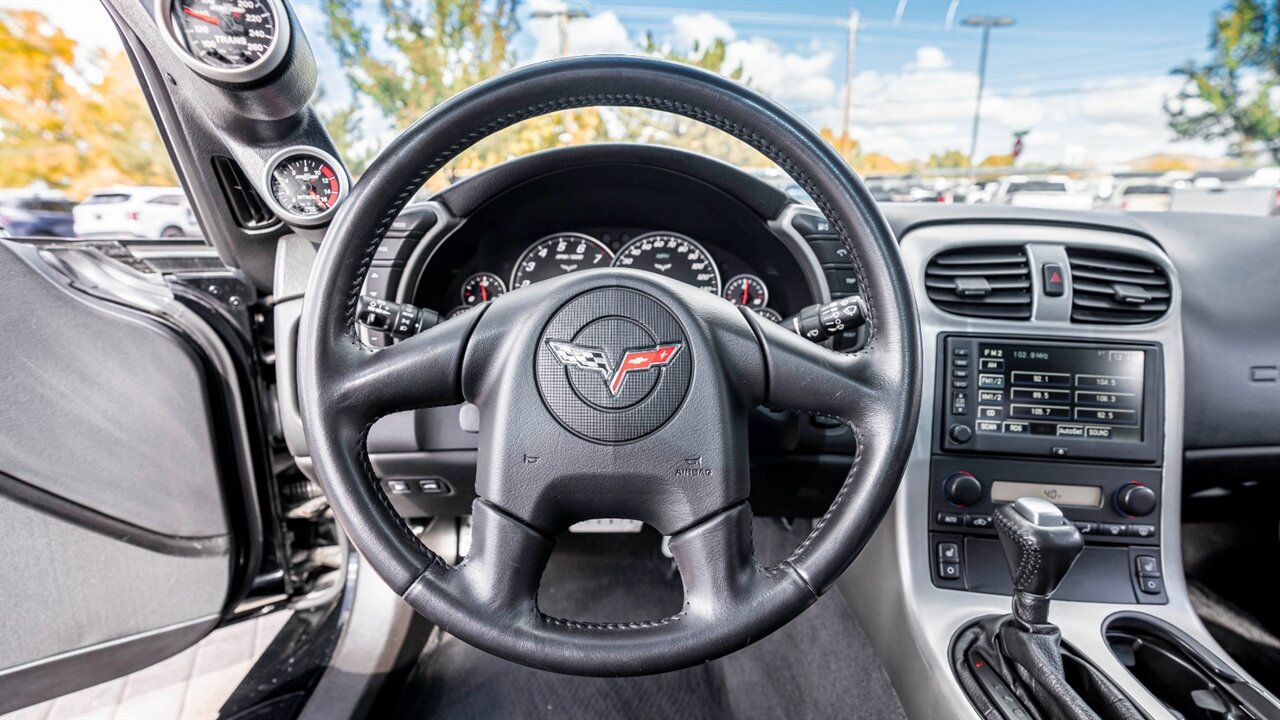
[73,186,199,238]
[993,175,1095,210]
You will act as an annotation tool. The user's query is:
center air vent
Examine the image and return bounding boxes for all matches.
[925,246,1032,319]
[1067,249,1170,324]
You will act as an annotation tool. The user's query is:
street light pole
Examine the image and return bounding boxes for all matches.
[961,15,1014,186]
[839,8,860,157]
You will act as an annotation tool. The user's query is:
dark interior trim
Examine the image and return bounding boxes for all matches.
[0,469,231,558]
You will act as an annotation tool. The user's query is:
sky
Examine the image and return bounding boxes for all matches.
[8,0,1234,166]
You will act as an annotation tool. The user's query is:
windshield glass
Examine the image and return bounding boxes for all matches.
[1,0,1277,233]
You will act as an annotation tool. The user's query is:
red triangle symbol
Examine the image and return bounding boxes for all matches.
[1050,272,1062,283]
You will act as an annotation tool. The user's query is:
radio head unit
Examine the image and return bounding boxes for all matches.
[940,336,1162,462]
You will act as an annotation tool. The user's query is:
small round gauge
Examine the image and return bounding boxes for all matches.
[157,0,289,83]
[723,274,769,308]
[611,232,721,294]
[753,307,784,323]
[510,233,613,288]
[461,273,505,306]
[263,147,349,226]
[446,305,472,319]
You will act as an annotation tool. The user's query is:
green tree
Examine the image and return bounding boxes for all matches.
[1165,0,1280,163]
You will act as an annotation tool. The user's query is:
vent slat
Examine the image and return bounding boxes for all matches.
[925,277,1030,290]
[1068,249,1170,325]
[211,156,277,230]
[925,246,1032,320]
[1070,268,1168,287]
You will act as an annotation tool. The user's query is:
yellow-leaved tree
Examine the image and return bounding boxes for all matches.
[0,9,175,199]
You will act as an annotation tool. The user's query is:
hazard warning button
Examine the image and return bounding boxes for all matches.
[1042,263,1066,297]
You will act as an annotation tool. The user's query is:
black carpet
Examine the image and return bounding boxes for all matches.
[394,523,905,719]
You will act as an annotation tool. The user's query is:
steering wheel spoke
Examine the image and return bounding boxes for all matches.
[748,311,892,425]
[331,309,483,422]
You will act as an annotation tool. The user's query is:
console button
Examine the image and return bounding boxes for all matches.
[1138,575,1164,595]
[1135,556,1160,577]
[1099,523,1126,537]
[953,347,970,357]
[937,542,960,562]
[1042,263,1066,297]
[1073,521,1097,535]
[937,560,962,580]
[386,480,412,495]
[966,515,993,529]
[937,512,963,526]
[418,478,450,494]
[953,358,970,368]
[1127,524,1156,539]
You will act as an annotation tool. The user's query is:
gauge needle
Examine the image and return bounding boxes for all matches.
[308,190,329,209]
[182,7,221,25]
[481,284,489,302]
[741,281,750,305]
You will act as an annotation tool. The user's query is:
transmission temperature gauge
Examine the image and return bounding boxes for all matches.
[723,274,769,309]
[262,147,349,226]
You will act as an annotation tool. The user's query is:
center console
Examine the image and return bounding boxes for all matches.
[929,336,1167,604]
[839,220,1280,719]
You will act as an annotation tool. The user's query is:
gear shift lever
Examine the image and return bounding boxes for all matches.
[994,497,1084,627]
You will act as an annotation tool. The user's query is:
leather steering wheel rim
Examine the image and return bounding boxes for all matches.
[297,55,921,676]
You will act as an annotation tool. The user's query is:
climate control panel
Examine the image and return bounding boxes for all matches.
[928,455,1167,604]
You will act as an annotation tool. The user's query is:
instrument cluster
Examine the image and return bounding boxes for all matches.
[441,230,786,323]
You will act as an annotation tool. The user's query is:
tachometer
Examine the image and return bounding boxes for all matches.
[723,274,769,309]
[611,232,721,294]
[461,273,505,306]
[263,147,349,226]
[511,233,613,288]
[157,0,289,83]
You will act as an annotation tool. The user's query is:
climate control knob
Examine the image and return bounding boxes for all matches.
[943,472,983,508]
[1115,483,1157,517]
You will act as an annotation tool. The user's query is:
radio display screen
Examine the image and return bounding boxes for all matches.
[973,342,1145,442]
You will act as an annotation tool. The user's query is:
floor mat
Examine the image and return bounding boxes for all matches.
[394,524,905,720]
[1189,580,1280,694]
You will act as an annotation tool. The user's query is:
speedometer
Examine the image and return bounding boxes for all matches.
[157,0,289,83]
[611,232,721,294]
[511,233,613,288]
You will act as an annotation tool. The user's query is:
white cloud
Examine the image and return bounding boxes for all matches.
[725,37,837,106]
[526,11,636,61]
[672,12,736,52]
[907,46,951,71]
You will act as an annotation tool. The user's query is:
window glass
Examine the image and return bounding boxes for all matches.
[0,4,197,238]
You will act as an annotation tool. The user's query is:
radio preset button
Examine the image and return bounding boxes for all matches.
[1011,371,1071,387]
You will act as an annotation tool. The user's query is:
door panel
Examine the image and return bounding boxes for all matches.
[0,239,246,713]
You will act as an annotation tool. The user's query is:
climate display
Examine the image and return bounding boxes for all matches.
[972,342,1145,442]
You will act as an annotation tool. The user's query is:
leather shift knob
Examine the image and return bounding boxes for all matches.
[994,498,1084,625]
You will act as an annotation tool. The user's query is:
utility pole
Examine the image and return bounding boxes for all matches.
[532,4,590,138]
[961,15,1014,186]
[839,8,860,158]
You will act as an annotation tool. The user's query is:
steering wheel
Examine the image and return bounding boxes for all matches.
[297,55,921,676]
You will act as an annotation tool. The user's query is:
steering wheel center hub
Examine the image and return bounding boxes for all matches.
[536,287,692,443]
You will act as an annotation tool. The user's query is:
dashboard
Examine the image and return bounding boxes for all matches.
[401,155,826,331]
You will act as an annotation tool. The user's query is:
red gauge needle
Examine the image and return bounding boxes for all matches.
[481,284,489,302]
[741,281,750,305]
[182,7,221,25]
[308,190,329,209]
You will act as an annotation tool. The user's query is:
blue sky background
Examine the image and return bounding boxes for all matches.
[21,0,1234,166]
